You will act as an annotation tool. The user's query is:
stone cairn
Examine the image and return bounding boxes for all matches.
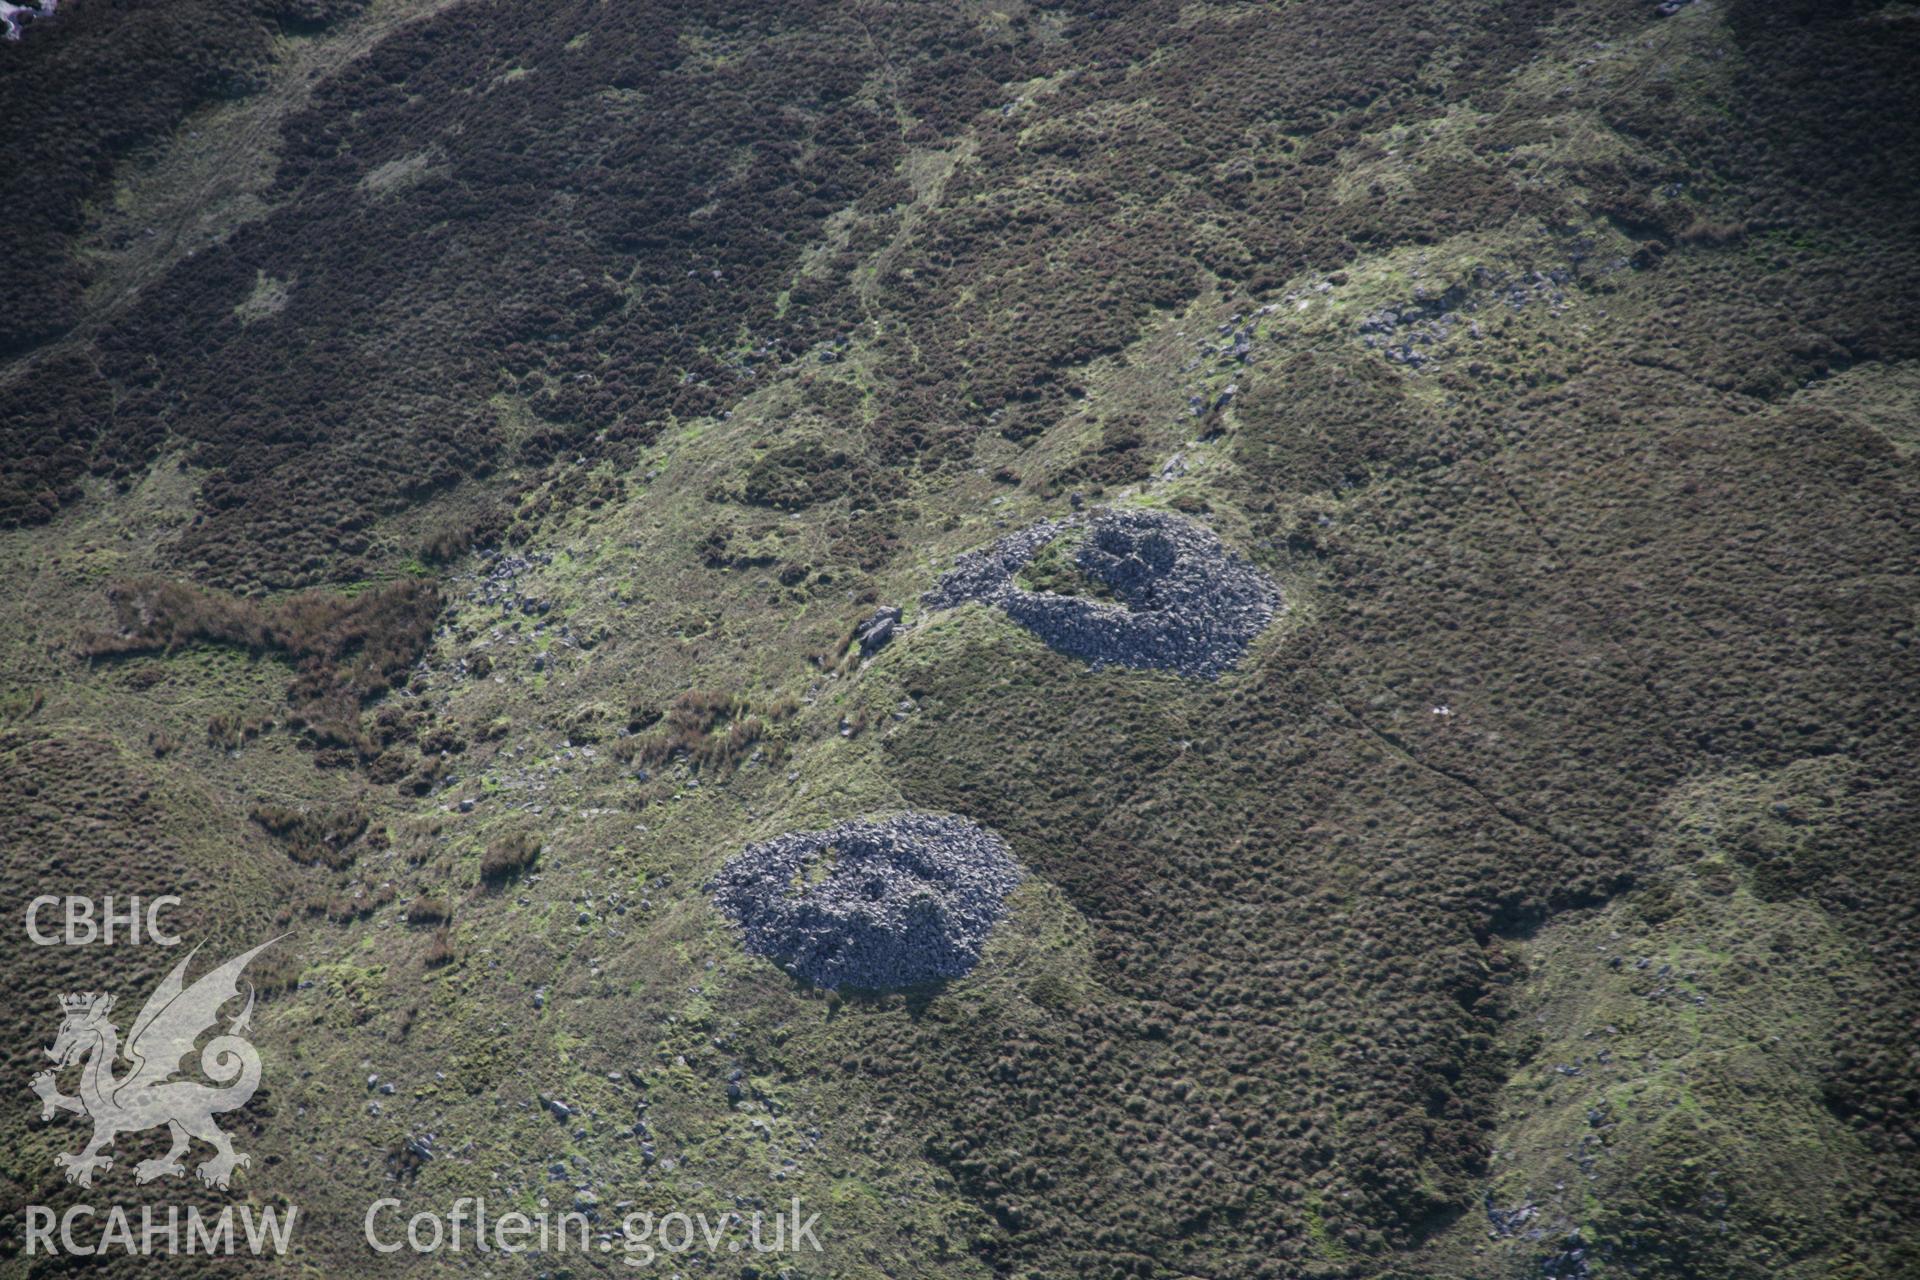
[709,813,1023,991]
[922,507,1280,679]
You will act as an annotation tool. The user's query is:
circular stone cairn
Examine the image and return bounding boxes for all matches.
[922,507,1280,679]
[709,813,1023,991]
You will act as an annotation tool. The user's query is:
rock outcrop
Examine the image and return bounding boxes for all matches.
[854,605,903,656]
[709,813,1022,991]
[923,507,1279,679]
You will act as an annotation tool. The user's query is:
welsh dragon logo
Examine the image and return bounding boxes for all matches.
[30,938,280,1189]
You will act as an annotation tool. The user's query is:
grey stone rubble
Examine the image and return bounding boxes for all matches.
[1355,253,1627,370]
[708,813,1023,991]
[460,547,555,615]
[923,507,1280,680]
[1484,1194,1541,1240]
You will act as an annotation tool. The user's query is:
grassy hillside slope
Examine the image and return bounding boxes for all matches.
[1,2,1916,1277]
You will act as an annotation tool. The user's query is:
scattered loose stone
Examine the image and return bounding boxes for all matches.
[923,507,1280,679]
[709,813,1023,991]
